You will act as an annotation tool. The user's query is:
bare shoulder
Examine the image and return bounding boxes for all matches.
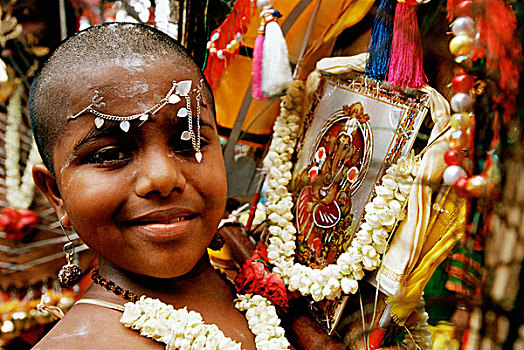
[32,302,162,349]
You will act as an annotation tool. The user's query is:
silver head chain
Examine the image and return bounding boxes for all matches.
[68,79,204,163]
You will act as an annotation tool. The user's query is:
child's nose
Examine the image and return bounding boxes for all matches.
[135,147,187,198]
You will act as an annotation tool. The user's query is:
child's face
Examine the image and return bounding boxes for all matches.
[36,60,227,278]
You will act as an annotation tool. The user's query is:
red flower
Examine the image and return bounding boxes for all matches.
[261,273,289,308]
[0,207,39,241]
[234,244,291,309]
[256,243,269,262]
[234,257,266,294]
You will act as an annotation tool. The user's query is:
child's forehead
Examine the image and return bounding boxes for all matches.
[55,60,213,146]
[73,60,195,91]
[66,61,199,113]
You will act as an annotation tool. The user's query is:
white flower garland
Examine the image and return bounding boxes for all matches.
[155,0,178,39]
[115,0,152,23]
[263,80,420,302]
[5,83,41,209]
[403,307,431,350]
[235,294,290,350]
[120,294,290,350]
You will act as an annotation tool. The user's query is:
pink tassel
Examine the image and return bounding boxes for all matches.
[252,33,267,100]
[387,2,427,89]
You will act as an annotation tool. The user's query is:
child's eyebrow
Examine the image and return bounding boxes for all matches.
[74,116,216,151]
[197,118,216,133]
[166,115,215,132]
[73,123,124,151]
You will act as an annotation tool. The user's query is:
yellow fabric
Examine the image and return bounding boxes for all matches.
[379,85,452,297]
[429,322,461,350]
[322,0,375,45]
[214,55,281,133]
[381,87,462,324]
[398,86,453,278]
[388,190,466,325]
[215,0,374,136]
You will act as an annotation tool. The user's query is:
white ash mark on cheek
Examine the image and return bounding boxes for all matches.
[126,168,138,182]
[60,153,78,175]
[167,153,186,164]
[58,170,77,199]
[57,153,78,191]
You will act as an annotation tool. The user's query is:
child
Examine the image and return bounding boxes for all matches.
[29,23,267,349]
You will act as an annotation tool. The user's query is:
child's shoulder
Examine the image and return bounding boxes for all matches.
[32,301,162,349]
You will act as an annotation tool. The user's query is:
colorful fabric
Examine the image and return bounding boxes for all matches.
[445,245,483,296]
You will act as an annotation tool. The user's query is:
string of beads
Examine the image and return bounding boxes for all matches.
[91,269,139,303]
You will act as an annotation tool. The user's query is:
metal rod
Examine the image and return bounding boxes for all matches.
[59,0,67,40]
[0,234,79,255]
[293,0,322,78]
[0,244,89,273]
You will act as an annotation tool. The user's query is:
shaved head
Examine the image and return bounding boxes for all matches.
[29,22,213,176]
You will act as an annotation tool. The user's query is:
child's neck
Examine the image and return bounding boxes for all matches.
[87,253,256,350]
[95,253,228,306]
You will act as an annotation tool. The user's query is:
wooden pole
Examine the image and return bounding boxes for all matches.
[58,0,67,40]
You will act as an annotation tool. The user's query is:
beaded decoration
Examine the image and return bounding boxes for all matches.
[90,267,291,349]
[91,268,139,302]
[69,79,204,163]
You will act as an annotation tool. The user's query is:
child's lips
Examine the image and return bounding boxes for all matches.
[136,221,192,241]
[123,210,198,242]
[135,215,194,225]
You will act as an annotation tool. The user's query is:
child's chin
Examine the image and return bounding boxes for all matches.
[139,257,207,279]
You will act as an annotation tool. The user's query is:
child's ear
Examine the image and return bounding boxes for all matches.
[32,163,69,224]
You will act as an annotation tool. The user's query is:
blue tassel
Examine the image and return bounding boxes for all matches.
[365,0,397,80]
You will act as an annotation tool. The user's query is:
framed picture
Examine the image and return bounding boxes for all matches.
[290,73,430,333]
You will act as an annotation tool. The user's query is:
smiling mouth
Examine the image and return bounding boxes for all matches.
[137,215,195,225]
[128,214,198,242]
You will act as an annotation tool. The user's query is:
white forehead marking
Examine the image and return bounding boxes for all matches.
[118,57,146,71]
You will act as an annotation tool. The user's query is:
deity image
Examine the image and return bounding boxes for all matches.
[295,102,373,268]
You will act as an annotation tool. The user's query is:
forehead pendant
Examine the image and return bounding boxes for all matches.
[68,79,204,163]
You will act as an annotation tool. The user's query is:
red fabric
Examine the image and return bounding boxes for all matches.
[0,207,39,241]
[475,0,522,122]
[204,0,256,87]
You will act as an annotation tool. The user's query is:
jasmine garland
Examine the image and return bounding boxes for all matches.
[263,79,420,301]
[120,294,290,350]
[5,83,41,209]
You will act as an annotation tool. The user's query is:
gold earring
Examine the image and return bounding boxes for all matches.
[57,216,83,287]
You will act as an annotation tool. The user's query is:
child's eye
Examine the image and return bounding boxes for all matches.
[87,147,131,165]
[171,138,209,157]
